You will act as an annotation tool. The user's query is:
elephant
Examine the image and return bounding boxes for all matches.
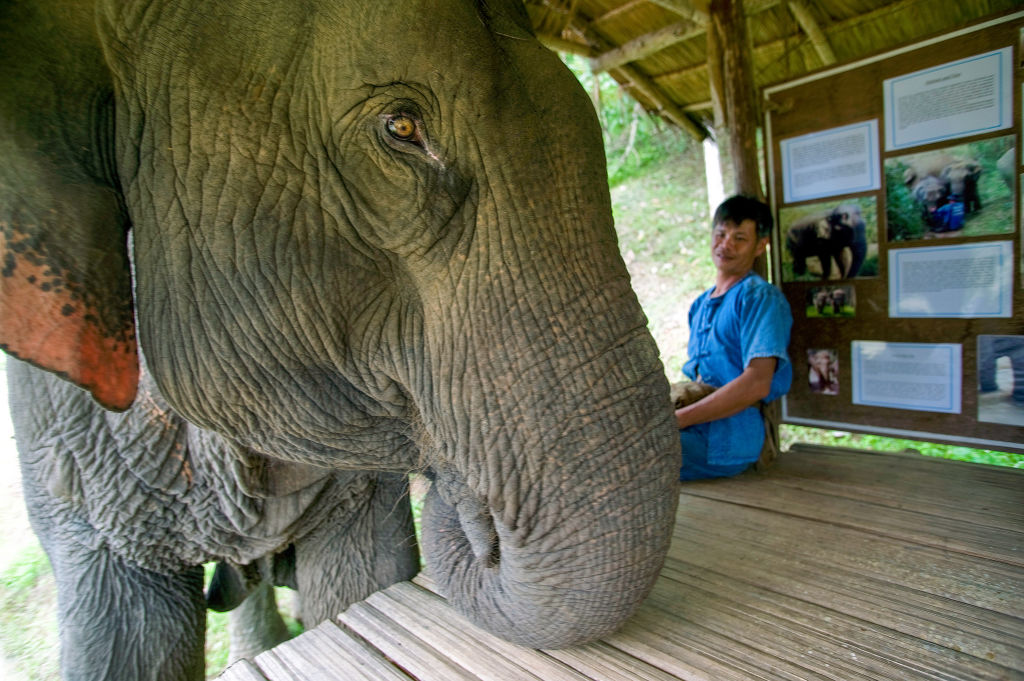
[8,355,419,676]
[901,153,957,190]
[785,215,832,277]
[907,174,950,229]
[0,0,681,678]
[785,204,866,280]
[902,154,983,231]
[941,160,982,213]
[997,148,1015,191]
[826,204,867,279]
[813,288,831,314]
[829,287,847,315]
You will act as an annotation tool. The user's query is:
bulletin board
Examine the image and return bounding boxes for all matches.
[764,9,1024,453]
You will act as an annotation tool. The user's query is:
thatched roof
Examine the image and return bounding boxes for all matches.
[525,0,1021,139]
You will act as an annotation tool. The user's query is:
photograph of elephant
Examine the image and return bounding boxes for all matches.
[885,136,1015,242]
[978,335,1024,426]
[806,285,855,318]
[0,2,683,678]
[779,196,879,282]
[807,348,840,395]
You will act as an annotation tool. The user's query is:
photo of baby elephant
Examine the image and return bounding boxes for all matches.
[780,196,878,282]
[885,136,1015,242]
[807,348,840,395]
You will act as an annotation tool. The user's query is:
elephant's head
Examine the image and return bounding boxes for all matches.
[940,160,982,197]
[0,0,680,648]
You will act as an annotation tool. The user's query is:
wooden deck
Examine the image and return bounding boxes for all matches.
[219,444,1024,681]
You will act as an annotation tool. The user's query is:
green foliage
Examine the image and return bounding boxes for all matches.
[781,425,1024,468]
[885,160,924,242]
[203,563,231,677]
[561,54,692,186]
[0,544,60,681]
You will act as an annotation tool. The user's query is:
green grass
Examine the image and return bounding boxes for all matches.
[780,425,1024,468]
[0,544,60,681]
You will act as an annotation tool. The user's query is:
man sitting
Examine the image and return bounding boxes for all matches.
[675,195,793,481]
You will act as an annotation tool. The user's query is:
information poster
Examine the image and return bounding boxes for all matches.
[883,47,1013,150]
[852,341,962,414]
[888,241,1013,318]
[780,120,880,203]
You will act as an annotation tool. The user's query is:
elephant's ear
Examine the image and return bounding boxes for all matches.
[0,4,138,411]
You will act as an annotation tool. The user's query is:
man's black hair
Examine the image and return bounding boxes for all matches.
[712,194,773,239]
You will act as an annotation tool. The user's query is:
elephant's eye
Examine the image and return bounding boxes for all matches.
[386,115,419,143]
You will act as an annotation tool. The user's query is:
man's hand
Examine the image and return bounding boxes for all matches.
[674,357,777,429]
[670,381,718,409]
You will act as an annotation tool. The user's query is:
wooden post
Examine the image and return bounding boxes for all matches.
[709,0,762,199]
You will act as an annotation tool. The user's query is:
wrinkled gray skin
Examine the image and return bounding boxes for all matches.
[9,356,419,678]
[0,0,680,679]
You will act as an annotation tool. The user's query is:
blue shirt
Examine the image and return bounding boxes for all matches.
[682,272,792,465]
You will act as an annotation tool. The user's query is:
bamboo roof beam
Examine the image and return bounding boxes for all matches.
[650,0,783,20]
[591,0,648,27]
[537,33,597,57]
[591,20,706,73]
[788,0,837,65]
[646,0,710,24]
[588,0,790,76]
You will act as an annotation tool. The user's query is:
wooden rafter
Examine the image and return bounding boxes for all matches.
[587,0,804,78]
[536,33,596,56]
[591,20,706,73]
[650,0,924,95]
[788,0,837,65]
[645,0,710,24]
[611,63,709,139]
[591,0,648,26]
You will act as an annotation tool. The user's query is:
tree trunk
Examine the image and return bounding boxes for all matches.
[709,0,762,199]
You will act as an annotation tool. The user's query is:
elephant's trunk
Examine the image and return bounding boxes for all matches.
[417,271,680,648]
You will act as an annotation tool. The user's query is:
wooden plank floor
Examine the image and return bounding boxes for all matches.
[220,445,1024,681]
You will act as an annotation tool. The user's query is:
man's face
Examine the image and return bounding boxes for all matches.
[711,218,768,277]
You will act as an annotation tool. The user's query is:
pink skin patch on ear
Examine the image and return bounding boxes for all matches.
[0,247,138,411]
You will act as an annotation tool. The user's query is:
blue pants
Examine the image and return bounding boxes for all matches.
[679,428,751,481]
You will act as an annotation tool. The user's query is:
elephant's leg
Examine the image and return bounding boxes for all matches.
[294,472,420,624]
[838,246,852,278]
[818,248,833,279]
[792,253,807,275]
[227,581,291,663]
[50,538,205,681]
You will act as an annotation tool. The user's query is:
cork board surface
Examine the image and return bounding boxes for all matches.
[765,11,1024,452]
